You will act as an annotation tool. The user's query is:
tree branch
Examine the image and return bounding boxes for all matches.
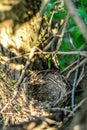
[64,0,87,42]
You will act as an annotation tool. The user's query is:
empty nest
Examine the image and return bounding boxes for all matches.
[0,69,71,127]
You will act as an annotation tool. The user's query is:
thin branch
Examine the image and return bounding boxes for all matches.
[67,58,87,78]
[34,51,87,57]
[64,0,87,42]
[16,47,36,88]
[60,57,83,74]
[76,65,85,87]
[5,51,87,64]
[43,36,58,51]
[56,13,69,51]
[36,0,50,42]
[72,55,80,110]
[65,98,87,121]
[45,107,72,114]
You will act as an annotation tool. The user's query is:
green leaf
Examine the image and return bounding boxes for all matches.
[58,59,65,70]
[48,57,52,69]
[68,26,77,32]
[73,27,81,41]
[77,9,87,19]
[69,18,75,26]
[46,3,54,10]
[73,36,85,50]
[68,26,85,50]
[18,107,22,113]
[60,37,70,51]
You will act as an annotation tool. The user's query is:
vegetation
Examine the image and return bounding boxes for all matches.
[44,0,87,69]
[0,0,87,129]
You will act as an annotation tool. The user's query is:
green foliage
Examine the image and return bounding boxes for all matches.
[44,0,66,22]
[44,0,87,70]
[68,25,85,49]
[48,56,52,69]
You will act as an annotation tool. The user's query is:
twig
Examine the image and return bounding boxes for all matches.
[65,97,87,121]
[60,57,83,74]
[64,0,87,41]
[55,13,69,51]
[72,55,80,110]
[47,11,55,34]
[39,0,50,17]
[5,51,87,63]
[69,34,76,50]
[36,0,50,41]
[45,107,72,114]
[76,65,85,87]
[43,36,58,51]
[35,50,87,57]
[16,47,36,88]
[43,13,69,68]
[67,58,87,78]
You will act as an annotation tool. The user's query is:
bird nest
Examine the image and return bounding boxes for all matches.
[0,69,71,127]
[28,70,70,106]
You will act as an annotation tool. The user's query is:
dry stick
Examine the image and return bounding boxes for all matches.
[39,0,50,17]
[64,0,87,42]
[5,47,42,62]
[43,36,59,51]
[76,65,85,87]
[67,58,87,78]
[72,55,80,110]
[60,57,83,74]
[47,11,55,34]
[36,0,50,41]
[44,13,69,67]
[56,13,69,51]
[16,47,36,88]
[35,50,87,56]
[45,107,72,114]
[5,51,87,63]
[43,1,64,51]
[65,97,87,122]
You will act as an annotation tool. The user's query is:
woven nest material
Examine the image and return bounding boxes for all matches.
[0,69,71,127]
[28,70,71,106]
